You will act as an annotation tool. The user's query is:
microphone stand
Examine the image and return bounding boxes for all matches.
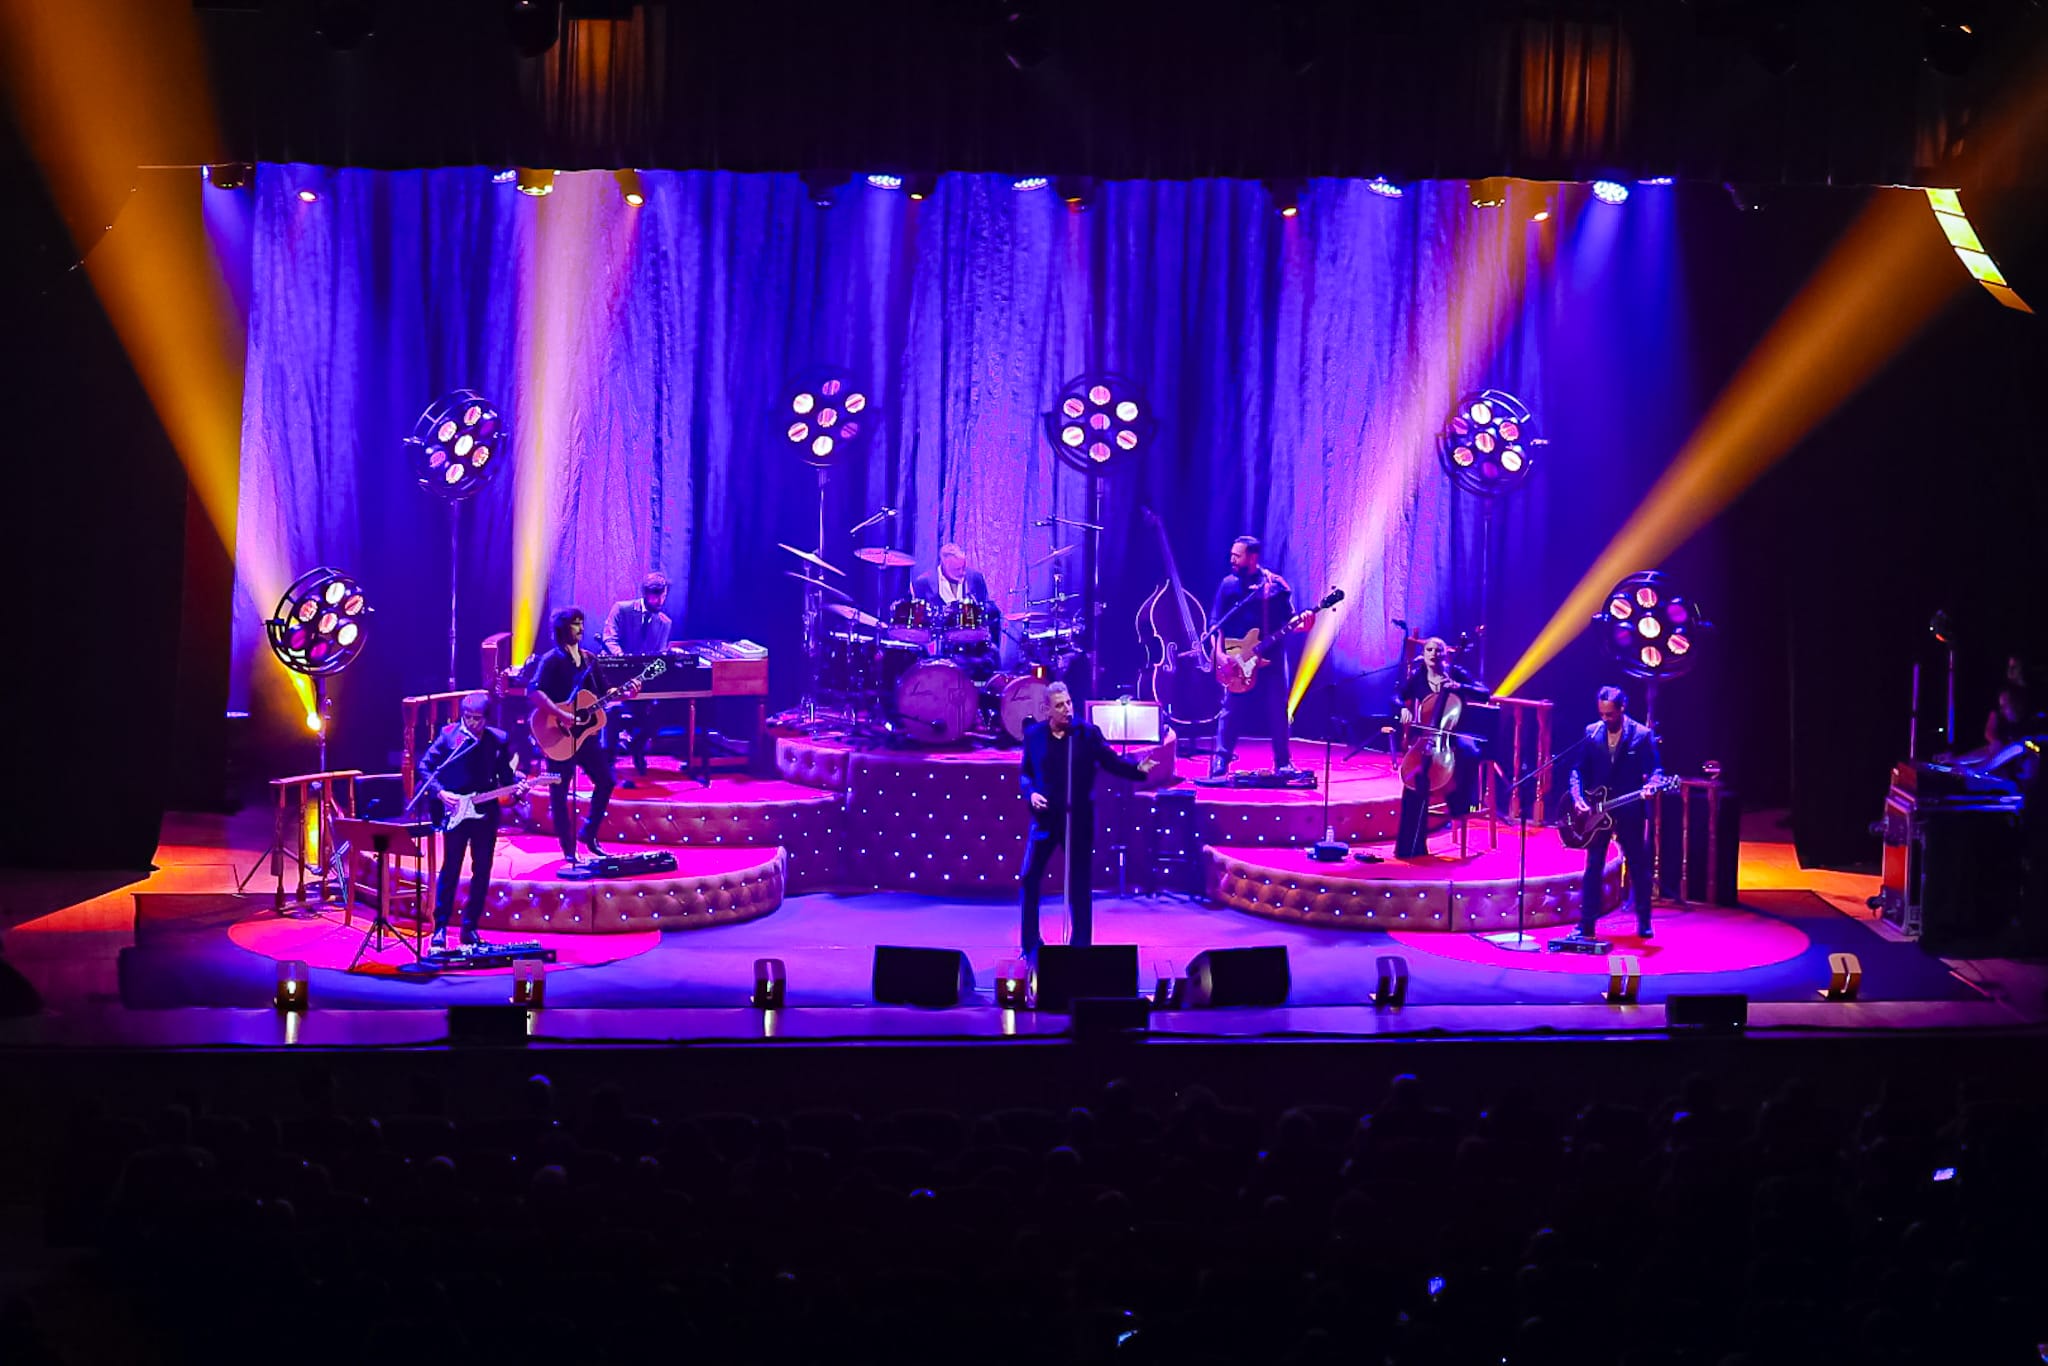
[1482,732,1592,952]
[1310,670,1347,860]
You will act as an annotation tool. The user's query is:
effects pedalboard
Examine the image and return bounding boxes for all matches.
[557,850,680,880]
[1191,768,1318,791]
[399,940,558,975]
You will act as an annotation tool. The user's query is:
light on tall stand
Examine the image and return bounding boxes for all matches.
[781,368,875,722]
[257,567,372,906]
[1593,570,1710,903]
[1439,389,1538,682]
[404,390,509,690]
[1045,373,1153,697]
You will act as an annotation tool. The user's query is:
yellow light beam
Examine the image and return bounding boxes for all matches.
[1496,189,1964,698]
[1291,183,1561,719]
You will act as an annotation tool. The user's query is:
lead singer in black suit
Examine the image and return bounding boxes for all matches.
[417,693,525,949]
[1018,683,1158,955]
[1567,685,1665,939]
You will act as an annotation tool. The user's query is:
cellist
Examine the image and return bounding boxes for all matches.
[1393,637,1481,859]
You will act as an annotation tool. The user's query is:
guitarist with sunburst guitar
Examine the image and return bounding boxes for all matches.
[529,607,652,866]
[1206,536,1334,779]
[1564,685,1668,942]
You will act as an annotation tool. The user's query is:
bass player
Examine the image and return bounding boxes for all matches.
[417,693,527,950]
[1207,536,1313,778]
[532,607,638,865]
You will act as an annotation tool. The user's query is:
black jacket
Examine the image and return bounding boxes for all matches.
[1020,721,1150,822]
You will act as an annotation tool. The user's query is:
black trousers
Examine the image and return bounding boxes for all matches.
[1393,737,1479,858]
[1580,815,1654,934]
[1217,670,1292,768]
[611,701,656,765]
[548,740,615,855]
[435,816,498,932]
[1019,808,1095,952]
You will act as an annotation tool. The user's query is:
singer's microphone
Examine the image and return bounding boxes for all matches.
[1033,517,1053,527]
[1392,618,1408,630]
[883,507,898,517]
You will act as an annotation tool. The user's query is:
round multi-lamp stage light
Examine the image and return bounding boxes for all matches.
[1594,571,1705,679]
[1439,389,1536,496]
[1044,373,1151,472]
[405,390,508,500]
[267,567,370,679]
[783,370,872,467]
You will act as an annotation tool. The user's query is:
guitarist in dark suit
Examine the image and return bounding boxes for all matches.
[418,693,525,950]
[1567,686,1665,939]
[1207,536,1307,779]
[532,608,623,865]
[1018,683,1158,954]
[1392,637,1482,859]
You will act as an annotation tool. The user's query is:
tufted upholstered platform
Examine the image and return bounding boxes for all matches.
[517,774,843,893]
[362,835,787,934]
[1209,831,1620,932]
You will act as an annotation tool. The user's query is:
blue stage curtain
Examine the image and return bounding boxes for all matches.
[232,168,1563,732]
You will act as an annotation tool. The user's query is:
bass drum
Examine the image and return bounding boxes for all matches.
[892,658,980,745]
[986,673,1051,742]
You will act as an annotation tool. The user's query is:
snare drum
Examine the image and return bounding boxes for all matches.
[892,658,981,745]
[985,673,1051,742]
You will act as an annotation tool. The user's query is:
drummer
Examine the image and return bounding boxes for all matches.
[912,542,990,612]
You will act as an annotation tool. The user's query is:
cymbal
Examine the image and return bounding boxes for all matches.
[826,603,884,628]
[785,571,852,603]
[853,546,915,568]
[1004,609,1059,622]
[777,542,845,577]
[1027,544,1076,569]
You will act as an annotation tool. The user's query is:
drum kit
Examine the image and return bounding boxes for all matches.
[783,521,1089,745]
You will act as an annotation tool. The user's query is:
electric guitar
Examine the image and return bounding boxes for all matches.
[439,775,558,830]
[1212,588,1344,693]
[529,659,666,761]
[1560,774,1680,849]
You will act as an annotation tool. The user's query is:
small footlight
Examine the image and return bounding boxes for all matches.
[995,959,1030,1009]
[275,960,310,1012]
[512,960,546,1008]
[752,957,786,1010]
[1605,954,1642,1003]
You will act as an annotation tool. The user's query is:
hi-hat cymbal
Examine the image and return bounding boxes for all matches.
[785,571,852,603]
[777,542,845,577]
[826,603,884,628]
[853,546,915,568]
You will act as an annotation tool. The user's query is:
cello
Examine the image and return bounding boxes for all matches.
[1135,506,1224,727]
[1398,680,1464,798]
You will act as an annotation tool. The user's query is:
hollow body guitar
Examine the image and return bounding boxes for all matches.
[1559,775,1680,849]
[529,659,667,762]
[1212,588,1345,694]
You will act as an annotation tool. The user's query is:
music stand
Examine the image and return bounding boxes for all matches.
[335,817,430,970]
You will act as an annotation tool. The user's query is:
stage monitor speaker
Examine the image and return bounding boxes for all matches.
[1186,946,1291,1008]
[1664,992,1747,1033]
[447,1005,532,1044]
[0,955,42,1017]
[873,946,976,1007]
[1033,944,1139,1012]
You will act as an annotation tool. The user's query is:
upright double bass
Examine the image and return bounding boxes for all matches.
[1135,507,1225,727]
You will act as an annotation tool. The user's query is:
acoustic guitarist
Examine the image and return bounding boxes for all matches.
[1565,685,1665,941]
[1207,536,1314,779]
[417,693,526,950]
[532,607,640,865]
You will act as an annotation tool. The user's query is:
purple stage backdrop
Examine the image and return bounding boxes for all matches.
[226,167,1686,742]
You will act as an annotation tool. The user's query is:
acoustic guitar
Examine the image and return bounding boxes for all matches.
[529,659,667,761]
[1213,588,1345,693]
[1559,775,1680,849]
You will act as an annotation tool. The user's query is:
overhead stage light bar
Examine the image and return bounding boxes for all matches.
[1923,188,2032,313]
